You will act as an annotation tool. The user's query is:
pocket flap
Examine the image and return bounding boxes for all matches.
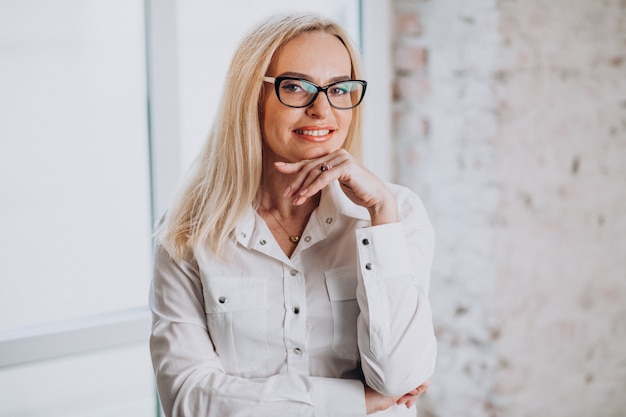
[204,277,266,313]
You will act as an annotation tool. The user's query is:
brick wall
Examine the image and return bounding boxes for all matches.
[391,0,626,416]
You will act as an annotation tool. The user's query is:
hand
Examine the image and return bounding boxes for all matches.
[274,149,399,225]
[363,380,430,414]
[395,380,431,409]
[364,385,401,415]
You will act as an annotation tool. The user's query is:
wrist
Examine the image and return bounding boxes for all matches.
[368,198,399,226]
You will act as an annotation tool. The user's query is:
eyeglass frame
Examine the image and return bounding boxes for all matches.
[263,76,367,110]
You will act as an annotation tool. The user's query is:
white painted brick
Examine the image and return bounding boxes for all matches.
[392,0,626,415]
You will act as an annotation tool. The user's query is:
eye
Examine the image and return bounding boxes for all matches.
[329,85,350,96]
[280,81,305,93]
[329,82,357,96]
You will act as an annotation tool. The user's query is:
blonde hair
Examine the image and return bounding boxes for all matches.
[157,12,366,261]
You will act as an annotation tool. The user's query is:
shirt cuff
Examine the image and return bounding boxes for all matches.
[356,222,412,279]
[310,377,366,417]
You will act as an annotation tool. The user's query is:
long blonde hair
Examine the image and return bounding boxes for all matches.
[157,12,366,261]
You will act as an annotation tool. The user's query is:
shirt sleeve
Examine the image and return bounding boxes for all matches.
[149,244,367,417]
[354,187,437,397]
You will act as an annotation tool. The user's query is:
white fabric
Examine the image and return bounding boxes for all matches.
[150,181,437,417]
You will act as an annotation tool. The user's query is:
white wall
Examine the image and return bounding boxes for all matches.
[392,0,626,416]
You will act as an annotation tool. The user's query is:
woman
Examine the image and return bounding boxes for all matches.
[150,12,436,417]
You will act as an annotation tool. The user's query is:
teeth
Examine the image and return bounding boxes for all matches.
[296,129,330,137]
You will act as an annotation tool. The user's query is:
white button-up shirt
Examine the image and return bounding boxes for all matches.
[150,181,436,417]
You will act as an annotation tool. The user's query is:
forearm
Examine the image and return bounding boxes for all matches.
[357,287,437,396]
[354,219,437,397]
[151,319,367,417]
[159,368,366,417]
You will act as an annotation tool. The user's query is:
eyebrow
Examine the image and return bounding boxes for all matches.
[277,71,352,83]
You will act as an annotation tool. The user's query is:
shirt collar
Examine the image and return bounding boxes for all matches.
[316,180,370,228]
[235,180,370,249]
[234,207,256,248]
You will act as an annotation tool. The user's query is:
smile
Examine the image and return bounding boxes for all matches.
[294,129,331,137]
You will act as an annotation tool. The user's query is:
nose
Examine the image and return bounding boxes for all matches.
[305,91,332,118]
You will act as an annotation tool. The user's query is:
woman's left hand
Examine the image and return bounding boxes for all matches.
[395,380,431,409]
[274,149,399,226]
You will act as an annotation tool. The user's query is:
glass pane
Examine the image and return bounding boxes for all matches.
[0,345,155,417]
[0,0,152,330]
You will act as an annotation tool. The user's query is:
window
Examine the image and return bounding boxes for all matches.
[0,1,154,415]
[0,1,390,415]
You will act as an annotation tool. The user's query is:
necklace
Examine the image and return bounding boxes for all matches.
[267,209,302,243]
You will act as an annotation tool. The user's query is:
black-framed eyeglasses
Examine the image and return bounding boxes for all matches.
[263,76,367,110]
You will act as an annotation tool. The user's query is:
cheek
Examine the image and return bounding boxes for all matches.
[344,112,354,127]
[261,103,277,137]
[261,112,290,146]
[262,112,280,137]
[338,111,353,134]
[263,104,299,136]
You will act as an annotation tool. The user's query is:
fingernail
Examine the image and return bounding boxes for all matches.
[299,188,308,196]
[283,187,291,197]
[274,161,286,166]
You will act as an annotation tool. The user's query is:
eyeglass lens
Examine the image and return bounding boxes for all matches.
[277,79,364,109]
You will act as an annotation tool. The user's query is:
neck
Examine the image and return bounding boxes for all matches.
[258,179,320,220]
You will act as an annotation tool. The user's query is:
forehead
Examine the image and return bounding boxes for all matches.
[269,31,352,80]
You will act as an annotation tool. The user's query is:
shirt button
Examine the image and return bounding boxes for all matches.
[290,269,297,276]
[304,236,311,242]
[218,296,227,304]
[293,347,302,355]
[260,239,267,245]
[362,238,370,245]
[325,217,333,224]
[293,307,300,314]
[365,263,373,270]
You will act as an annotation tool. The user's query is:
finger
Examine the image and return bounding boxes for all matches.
[296,154,350,200]
[275,149,356,205]
[273,160,307,175]
[274,158,338,200]
[396,393,417,405]
[274,161,318,201]
[289,162,342,205]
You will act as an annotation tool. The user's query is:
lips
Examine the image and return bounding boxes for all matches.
[294,129,331,136]
[293,126,335,142]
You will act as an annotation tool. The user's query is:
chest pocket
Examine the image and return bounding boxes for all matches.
[325,266,360,361]
[204,276,268,375]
